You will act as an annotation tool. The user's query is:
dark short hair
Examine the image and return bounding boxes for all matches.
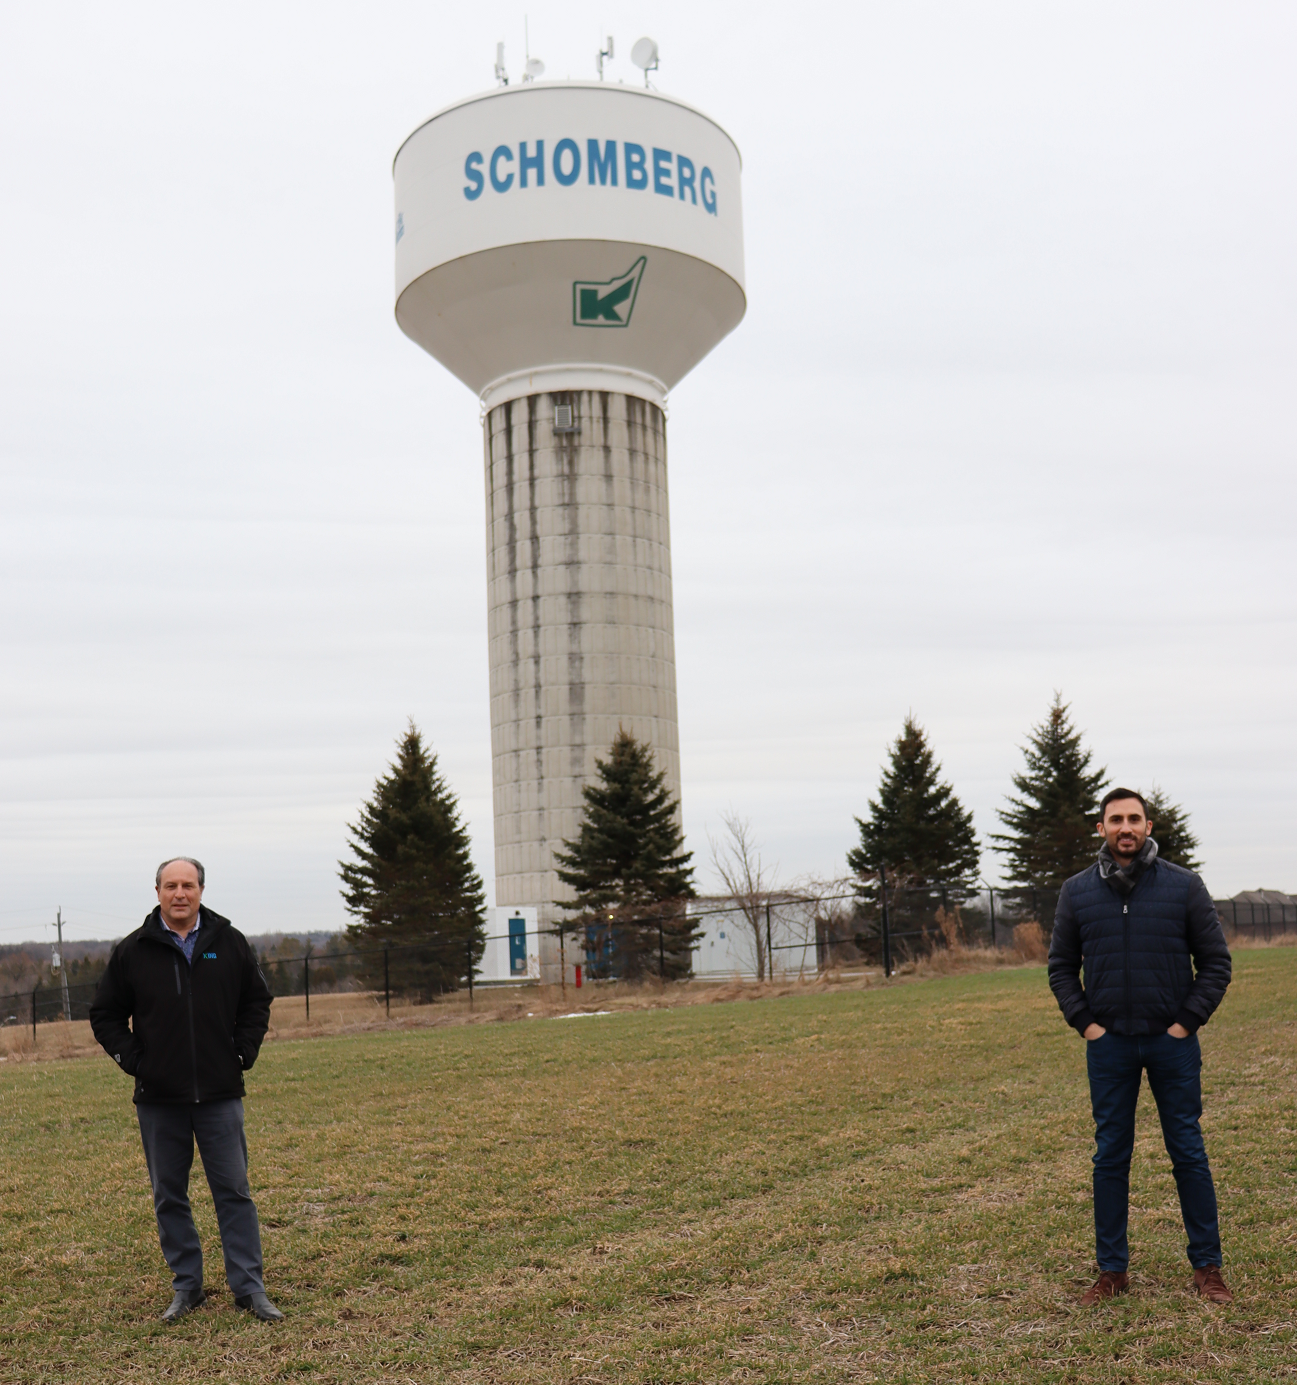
[1098,788,1148,820]
[156,857,205,888]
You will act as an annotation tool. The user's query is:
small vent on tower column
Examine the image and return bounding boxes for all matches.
[553,403,578,434]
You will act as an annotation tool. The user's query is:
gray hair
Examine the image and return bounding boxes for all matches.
[156,857,206,888]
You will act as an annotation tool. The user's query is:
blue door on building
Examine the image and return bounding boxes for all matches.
[508,916,527,975]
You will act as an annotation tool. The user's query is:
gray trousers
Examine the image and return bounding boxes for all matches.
[136,1098,265,1297]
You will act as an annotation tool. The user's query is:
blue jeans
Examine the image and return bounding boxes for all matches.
[1086,1031,1221,1271]
[136,1098,265,1297]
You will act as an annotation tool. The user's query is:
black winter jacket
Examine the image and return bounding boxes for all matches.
[89,907,273,1104]
[1048,858,1231,1037]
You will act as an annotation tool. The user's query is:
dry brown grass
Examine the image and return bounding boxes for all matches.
[0,1018,100,1062]
[895,941,1025,977]
[1,970,896,1061]
[3,930,1282,1064]
[1230,930,1297,949]
[1012,919,1050,961]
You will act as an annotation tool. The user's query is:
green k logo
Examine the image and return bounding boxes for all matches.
[573,257,646,328]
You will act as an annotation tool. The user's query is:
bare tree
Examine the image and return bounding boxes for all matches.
[709,812,779,981]
[792,874,860,976]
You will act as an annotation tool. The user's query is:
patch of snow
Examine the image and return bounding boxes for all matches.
[554,1010,613,1020]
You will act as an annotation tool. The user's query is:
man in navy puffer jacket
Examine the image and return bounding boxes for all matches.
[1049,788,1233,1306]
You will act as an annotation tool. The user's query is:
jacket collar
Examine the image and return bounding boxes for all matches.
[141,904,229,944]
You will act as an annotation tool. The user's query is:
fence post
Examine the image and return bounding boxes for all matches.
[303,951,310,1021]
[988,886,997,948]
[467,938,474,1011]
[879,866,892,979]
[765,901,773,982]
[560,927,567,997]
[32,986,38,1042]
[658,918,665,981]
[383,941,390,1018]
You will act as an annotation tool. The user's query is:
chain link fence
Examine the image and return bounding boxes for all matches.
[3,891,1292,1036]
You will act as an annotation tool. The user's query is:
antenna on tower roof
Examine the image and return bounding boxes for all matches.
[630,37,659,88]
[494,41,509,86]
[522,17,544,82]
[597,35,614,81]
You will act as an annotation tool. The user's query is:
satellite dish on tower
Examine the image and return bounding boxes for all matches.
[630,36,659,85]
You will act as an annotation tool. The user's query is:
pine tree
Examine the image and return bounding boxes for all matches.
[554,728,698,979]
[1145,784,1203,873]
[990,694,1108,889]
[847,716,980,889]
[339,723,486,998]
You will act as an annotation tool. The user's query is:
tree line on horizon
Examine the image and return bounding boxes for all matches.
[336,694,1203,991]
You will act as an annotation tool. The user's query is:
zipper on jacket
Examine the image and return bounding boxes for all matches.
[178,958,200,1103]
[1123,903,1132,1032]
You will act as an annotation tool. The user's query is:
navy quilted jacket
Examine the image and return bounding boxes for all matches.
[1048,858,1231,1036]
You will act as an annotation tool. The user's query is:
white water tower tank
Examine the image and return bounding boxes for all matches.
[393,78,745,980]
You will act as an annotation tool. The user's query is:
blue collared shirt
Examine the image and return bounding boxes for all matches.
[161,914,202,965]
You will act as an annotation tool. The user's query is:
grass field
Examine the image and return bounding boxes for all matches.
[1,950,1294,1383]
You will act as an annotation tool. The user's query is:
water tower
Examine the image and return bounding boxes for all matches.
[393,54,745,980]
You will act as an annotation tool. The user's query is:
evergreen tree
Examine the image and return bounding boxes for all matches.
[554,728,698,979]
[990,694,1108,889]
[847,716,980,889]
[339,723,486,998]
[1145,784,1203,873]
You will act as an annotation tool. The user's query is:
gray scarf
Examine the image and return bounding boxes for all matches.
[1097,836,1158,896]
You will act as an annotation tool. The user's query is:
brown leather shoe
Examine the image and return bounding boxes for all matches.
[1080,1270,1129,1305]
[1193,1266,1233,1304]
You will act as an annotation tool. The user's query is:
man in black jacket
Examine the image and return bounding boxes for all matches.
[1049,789,1233,1306]
[90,857,282,1322]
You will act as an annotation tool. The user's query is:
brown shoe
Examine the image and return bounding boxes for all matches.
[1080,1270,1129,1305]
[1193,1266,1233,1304]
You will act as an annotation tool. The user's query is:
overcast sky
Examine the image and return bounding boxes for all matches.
[2,2,1294,944]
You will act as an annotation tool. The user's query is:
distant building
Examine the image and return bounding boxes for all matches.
[688,895,825,980]
[478,908,541,985]
[1214,890,1297,938]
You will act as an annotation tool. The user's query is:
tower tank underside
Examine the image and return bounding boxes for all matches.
[485,389,679,974]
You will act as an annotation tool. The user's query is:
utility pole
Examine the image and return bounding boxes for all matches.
[878,867,893,980]
[53,908,71,1022]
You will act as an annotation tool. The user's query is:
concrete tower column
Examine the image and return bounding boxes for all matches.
[484,388,681,979]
